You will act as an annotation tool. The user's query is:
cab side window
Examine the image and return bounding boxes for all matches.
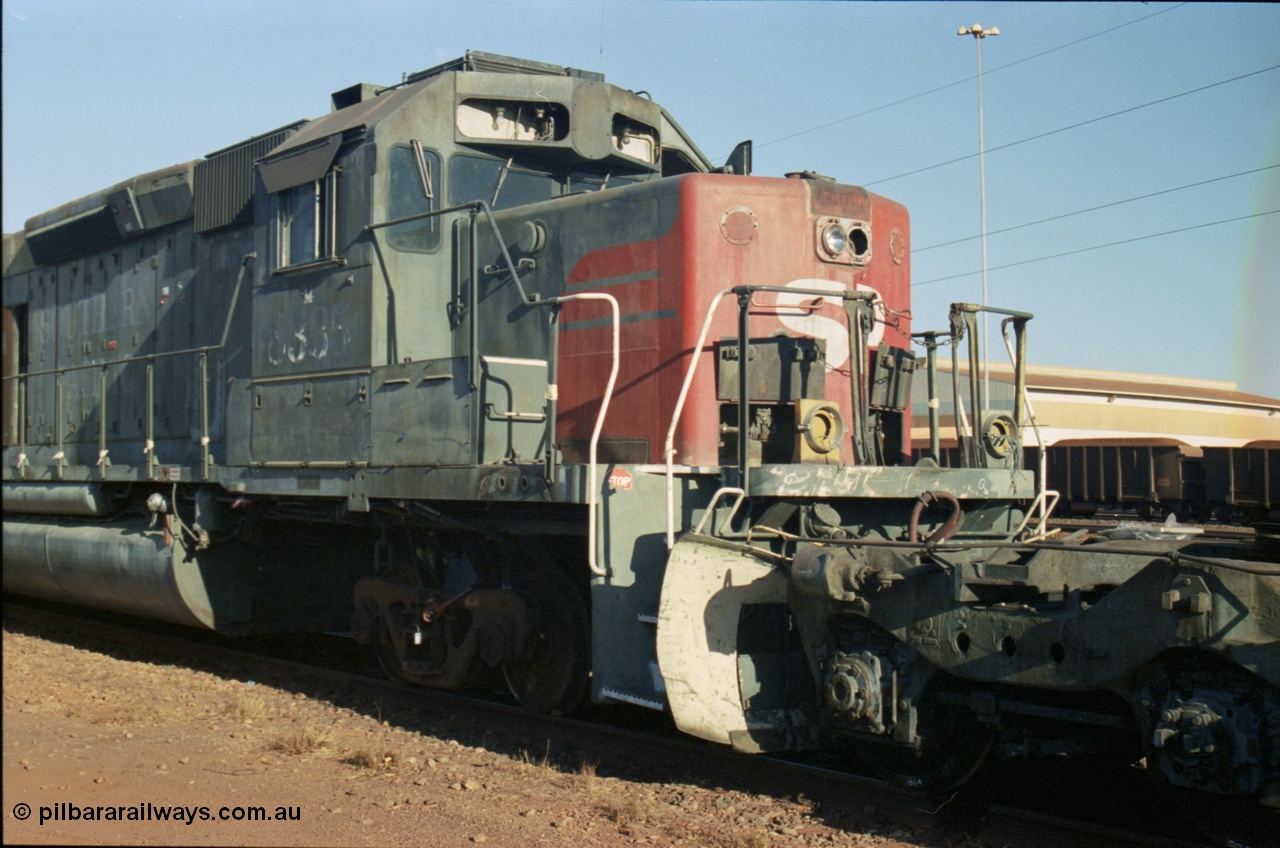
[388,145,442,253]
[275,171,338,270]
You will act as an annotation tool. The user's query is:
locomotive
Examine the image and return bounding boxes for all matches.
[3,51,1277,805]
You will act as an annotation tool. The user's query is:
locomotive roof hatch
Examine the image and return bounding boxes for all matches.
[404,50,606,85]
[328,51,605,112]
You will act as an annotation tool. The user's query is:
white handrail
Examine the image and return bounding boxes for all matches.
[665,288,736,548]
[1014,489,1061,541]
[692,487,746,536]
[1001,319,1053,531]
[555,293,620,576]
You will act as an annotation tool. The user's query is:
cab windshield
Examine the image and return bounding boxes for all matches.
[449,155,555,211]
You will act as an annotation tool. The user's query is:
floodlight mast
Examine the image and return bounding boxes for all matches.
[957,23,999,403]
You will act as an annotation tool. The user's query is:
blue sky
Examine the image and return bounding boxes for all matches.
[4,1,1278,398]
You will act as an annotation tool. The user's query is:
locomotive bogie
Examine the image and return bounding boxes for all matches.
[4,51,1276,805]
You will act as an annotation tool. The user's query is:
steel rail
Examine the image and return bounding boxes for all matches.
[3,599,1234,848]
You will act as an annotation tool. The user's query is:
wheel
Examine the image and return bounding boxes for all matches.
[375,628,411,685]
[502,565,590,714]
[366,544,488,690]
[365,564,417,685]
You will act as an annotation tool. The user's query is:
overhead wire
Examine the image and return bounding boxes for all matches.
[864,63,1280,187]
[723,1,1275,345]
[914,164,1280,253]
[748,3,1190,155]
[723,3,1272,274]
[912,209,1280,288]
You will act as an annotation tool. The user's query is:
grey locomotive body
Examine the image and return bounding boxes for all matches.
[3,52,1276,805]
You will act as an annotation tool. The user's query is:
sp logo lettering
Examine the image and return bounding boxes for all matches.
[607,467,633,492]
[774,278,884,372]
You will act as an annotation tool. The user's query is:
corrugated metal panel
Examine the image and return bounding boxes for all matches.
[194,122,306,234]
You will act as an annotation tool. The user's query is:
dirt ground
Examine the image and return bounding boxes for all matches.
[1,621,1012,848]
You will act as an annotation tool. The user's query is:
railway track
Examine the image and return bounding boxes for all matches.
[1046,517,1258,543]
[6,597,1274,847]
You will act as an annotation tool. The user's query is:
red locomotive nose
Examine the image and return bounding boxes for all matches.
[555,173,912,470]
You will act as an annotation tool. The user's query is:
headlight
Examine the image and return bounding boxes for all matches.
[815,217,872,265]
[820,222,847,257]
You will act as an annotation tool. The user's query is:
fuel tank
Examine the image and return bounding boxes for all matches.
[3,483,122,517]
[3,516,220,630]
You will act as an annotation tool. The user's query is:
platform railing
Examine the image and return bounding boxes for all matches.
[3,253,255,482]
[663,285,876,549]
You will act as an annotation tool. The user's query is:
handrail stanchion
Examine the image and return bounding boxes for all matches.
[145,360,156,479]
[199,352,211,480]
[665,288,734,549]
[546,293,620,577]
[53,371,64,479]
[97,367,109,477]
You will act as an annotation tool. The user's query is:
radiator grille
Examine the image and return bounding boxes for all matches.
[194,122,306,234]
